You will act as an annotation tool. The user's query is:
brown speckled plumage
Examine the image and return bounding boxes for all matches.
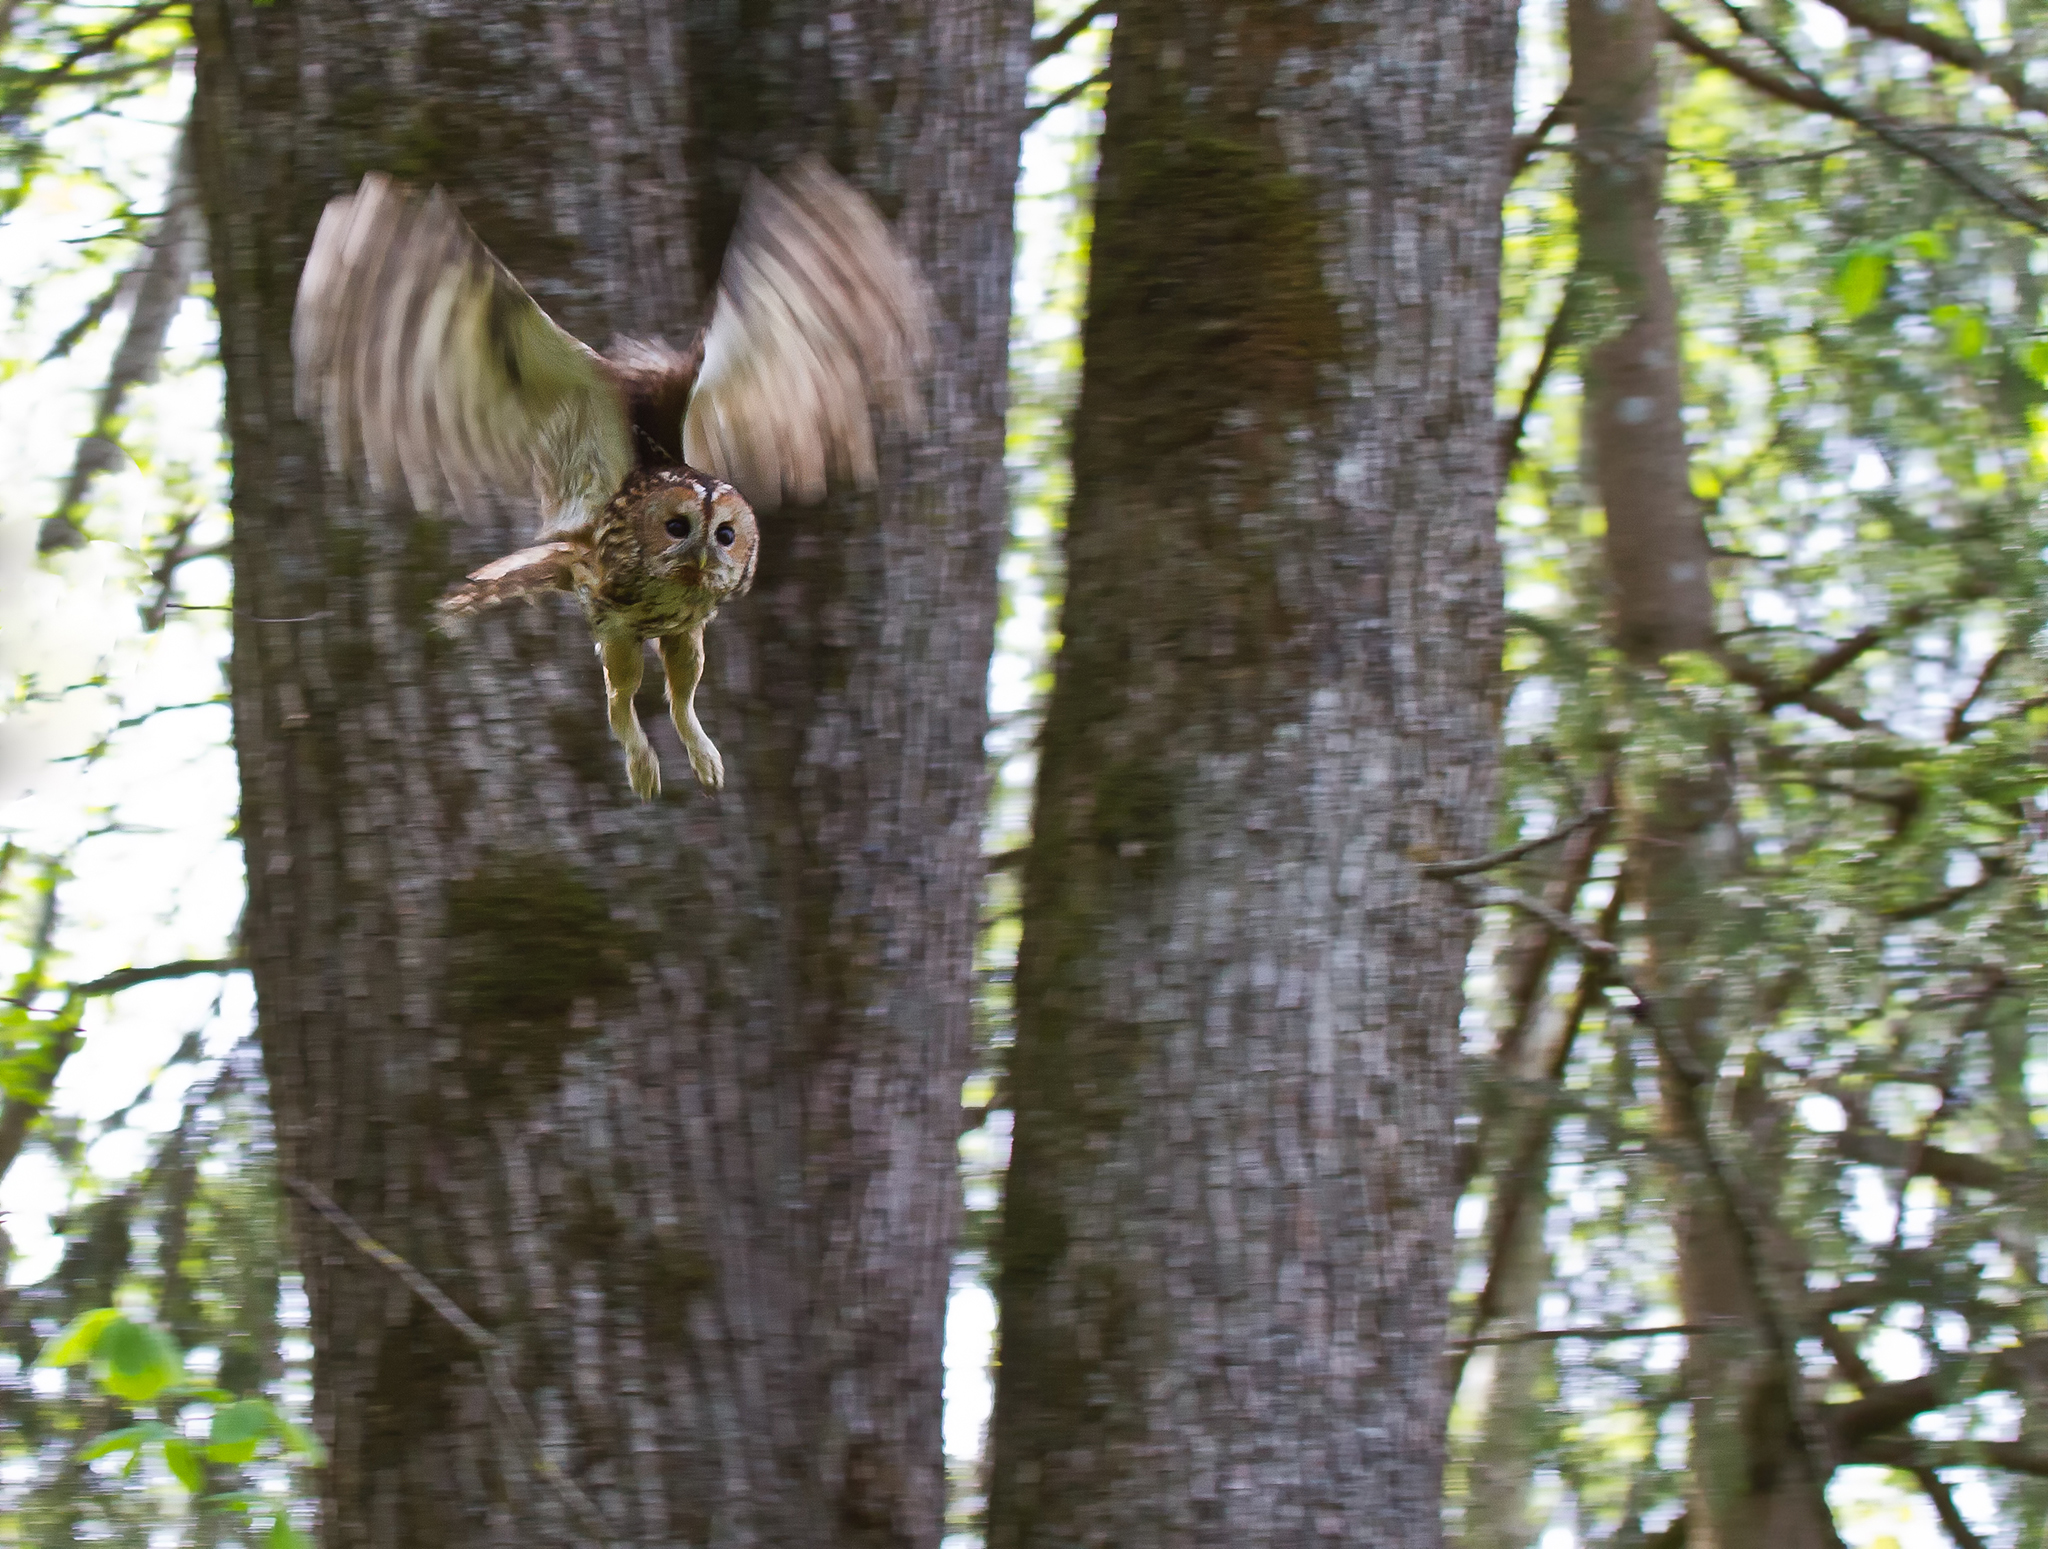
[293,157,927,797]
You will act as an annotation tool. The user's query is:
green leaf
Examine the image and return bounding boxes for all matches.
[1834,248,1889,319]
[96,1317,184,1403]
[277,1416,326,1465]
[79,1422,167,1462]
[1952,312,1988,359]
[1932,304,1988,359]
[1901,228,1950,262]
[38,1307,120,1368]
[162,1435,207,1494]
[268,1515,308,1549]
[2020,339,2048,384]
[206,1399,273,1463]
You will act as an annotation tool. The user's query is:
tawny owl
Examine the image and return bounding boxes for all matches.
[292,159,929,798]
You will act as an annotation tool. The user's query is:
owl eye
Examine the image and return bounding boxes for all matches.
[664,517,690,539]
[715,523,736,548]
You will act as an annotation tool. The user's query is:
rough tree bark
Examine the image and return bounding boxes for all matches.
[191,2,1025,1544]
[1568,3,1841,1544]
[985,4,1516,1546]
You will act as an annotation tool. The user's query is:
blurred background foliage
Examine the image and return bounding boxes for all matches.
[7,0,2048,1545]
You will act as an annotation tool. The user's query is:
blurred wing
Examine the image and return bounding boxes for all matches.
[438,540,584,619]
[682,157,932,508]
[293,173,631,534]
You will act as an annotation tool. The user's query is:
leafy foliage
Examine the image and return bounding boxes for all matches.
[1451,3,2048,1544]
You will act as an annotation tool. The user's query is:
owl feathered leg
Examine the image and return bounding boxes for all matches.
[598,632,661,800]
[660,626,725,792]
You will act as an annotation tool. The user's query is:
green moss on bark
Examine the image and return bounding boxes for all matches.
[443,852,642,1103]
[1085,131,1341,474]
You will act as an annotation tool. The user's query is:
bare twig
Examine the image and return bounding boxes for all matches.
[1509,94,1572,179]
[1488,764,1618,1078]
[1717,646,1882,732]
[1462,878,1842,1497]
[1946,646,2014,743]
[1449,879,1625,1383]
[1450,1321,1720,1351]
[1910,1465,1990,1549]
[284,1177,616,1548]
[1848,1435,2048,1479]
[1025,66,1109,129]
[1499,286,1574,475]
[1661,7,1833,111]
[71,957,242,998]
[1419,805,1612,880]
[139,507,223,631]
[41,268,132,363]
[41,116,205,552]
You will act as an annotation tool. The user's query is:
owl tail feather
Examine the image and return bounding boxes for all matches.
[438,540,582,620]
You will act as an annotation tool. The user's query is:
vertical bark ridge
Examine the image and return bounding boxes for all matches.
[192,1,1027,1544]
[987,5,1516,1546]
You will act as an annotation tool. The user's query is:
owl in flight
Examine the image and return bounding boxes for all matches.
[293,159,929,798]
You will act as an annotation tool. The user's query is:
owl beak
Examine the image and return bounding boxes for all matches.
[673,533,713,585]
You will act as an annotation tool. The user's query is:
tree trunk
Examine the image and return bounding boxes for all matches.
[191,2,1025,1544]
[1567,3,1840,1543]
[1570,0,1715,664]
[985,5,1516,1546]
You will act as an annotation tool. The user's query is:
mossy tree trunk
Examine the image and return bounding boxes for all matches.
[191,1,1025,1544]
[984,4,1516,1546]
[1568,2,1841,1543]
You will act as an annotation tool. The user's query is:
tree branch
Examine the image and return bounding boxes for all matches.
[1847,1434,2048,1478]
[1024,66,1109,129]
[1911,1463,1990,1549]
[1717,647,1881,731]
[1449,880,1625,1385]
[1662,7,1835,112]
[70,957,242,999]
[1878,857,2004,923]
[1662,4,2048,234]
[1509,93,1572,180]
[1466,876,1843,1490]
[1450,1320,1721,1351]
[1946,646,2014,743]
[41,117,204,552]
[285,1177,618,1547]
[1419,804,1612,879]
[0,0,182,123]
[1835,1128,2010,1195]
[1499,286,1574,475]
[1820,0,2048,118]
[1031,0,1110,66]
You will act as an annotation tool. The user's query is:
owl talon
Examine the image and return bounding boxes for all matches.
[626,739,661,800]
[686,735,725,792]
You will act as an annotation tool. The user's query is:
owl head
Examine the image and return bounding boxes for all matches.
[629,469,759,602]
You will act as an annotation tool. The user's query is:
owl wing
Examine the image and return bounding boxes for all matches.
[293,173,632,535]
[682,157,932,509]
